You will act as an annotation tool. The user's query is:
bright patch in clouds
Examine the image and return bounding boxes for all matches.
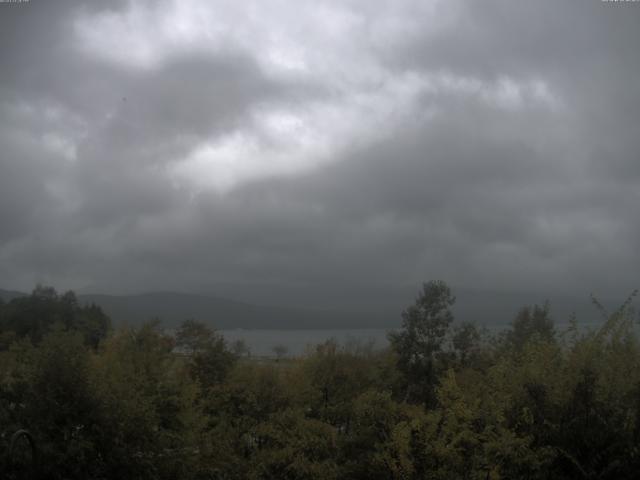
[73,0,562,193]
[2,0,639,300]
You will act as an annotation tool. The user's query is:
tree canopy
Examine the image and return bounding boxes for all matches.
[2,283,640,479]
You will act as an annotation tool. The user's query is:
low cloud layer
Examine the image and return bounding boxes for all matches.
[1,0,639,310]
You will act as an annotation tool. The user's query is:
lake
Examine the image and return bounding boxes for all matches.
[221,319,609,357]
[219,328,392,357]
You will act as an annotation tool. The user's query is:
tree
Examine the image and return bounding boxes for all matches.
[506,302,555,352]
[91,322,205,480]
[175,319,215,355]
[231,339,251,357]
[20,327,99,479]
[175,319,236,388]
[0,286,110,349]
[388,280,455,405]
[342,390,418,479]
[248,409,339,480]
[302,339,376,426]
[272,344,288,362]
[452,321,482,367]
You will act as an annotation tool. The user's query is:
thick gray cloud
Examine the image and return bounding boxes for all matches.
[1,0,639,312]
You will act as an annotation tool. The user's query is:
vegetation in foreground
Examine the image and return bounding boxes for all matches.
[1,282,639,479]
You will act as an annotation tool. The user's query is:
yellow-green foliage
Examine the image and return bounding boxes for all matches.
[2,286,640,479]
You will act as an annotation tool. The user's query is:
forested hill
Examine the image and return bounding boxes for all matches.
[0,289,26,302]
[0,289,389,329]
[77,292,385,329]
[1,287,621,330]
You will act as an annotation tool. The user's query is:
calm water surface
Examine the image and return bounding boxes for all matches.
[219,320,607,357]
[219,329,391,357]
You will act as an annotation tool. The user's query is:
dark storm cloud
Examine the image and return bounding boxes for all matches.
[0,0,638,309]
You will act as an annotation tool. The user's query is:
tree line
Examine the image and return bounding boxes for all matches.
[1,282,639,479]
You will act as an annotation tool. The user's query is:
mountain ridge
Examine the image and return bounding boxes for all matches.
[1,287,626,330]
[1,288,389,329]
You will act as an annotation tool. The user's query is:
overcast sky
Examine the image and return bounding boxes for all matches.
[1,0,639,309]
